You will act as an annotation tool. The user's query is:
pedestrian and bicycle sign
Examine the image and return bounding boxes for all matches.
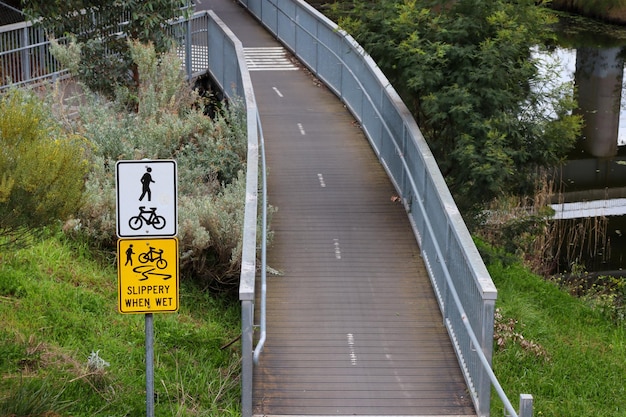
[116,160,177,237]
[117,238,179,313]
[115,158,179,314]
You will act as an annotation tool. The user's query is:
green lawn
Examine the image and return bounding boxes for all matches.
[489,257,626,417]
[0,232,241,416]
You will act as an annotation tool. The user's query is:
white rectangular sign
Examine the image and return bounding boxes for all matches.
[116,160,177,237]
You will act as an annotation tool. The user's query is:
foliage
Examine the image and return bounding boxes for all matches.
[476,172,616,278]
[0,233,241,416]
[58,42,249,292]
[493,308,549,361]
[475,239,626,417]
[0,377,74,417]
[553,266,626,325]
[331,0,582,214]
[23,0,191,97]
[0,88,88,249]
[477,176,561,274]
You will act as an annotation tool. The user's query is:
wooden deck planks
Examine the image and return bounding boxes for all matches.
[249,66,476,416]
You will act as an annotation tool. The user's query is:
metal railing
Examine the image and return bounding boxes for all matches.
[198,11,267,417]
[238,0,533,416]
[0,21,68,89]
[0,3,195,90]
[169,12,210,80]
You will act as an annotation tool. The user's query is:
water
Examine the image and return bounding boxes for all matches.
[545,17,626,274]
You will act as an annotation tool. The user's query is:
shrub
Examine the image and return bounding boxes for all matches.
[61,43,249,292]
[0,88,88,249]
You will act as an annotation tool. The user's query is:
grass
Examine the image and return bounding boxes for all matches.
[3,230,625,417]
[485,244,626,417]
[0,231,241,416]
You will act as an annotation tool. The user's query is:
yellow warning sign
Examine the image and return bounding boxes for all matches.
[117,238,179,314]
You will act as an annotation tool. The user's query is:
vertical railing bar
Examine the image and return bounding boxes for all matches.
[185,17,192,80]
[20,25,30,82]
[253,111,267,365]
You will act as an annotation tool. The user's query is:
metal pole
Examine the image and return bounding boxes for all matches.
[145,313,155,417]
[185,17,192,80]
[20,26,31,83]
[519,393,534,417]
[241,301,254,417]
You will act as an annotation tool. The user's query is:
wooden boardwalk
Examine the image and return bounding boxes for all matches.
[200,1,477,415]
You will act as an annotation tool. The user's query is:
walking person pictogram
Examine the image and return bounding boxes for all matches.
[139,167,155,201]
[125,244,135,266]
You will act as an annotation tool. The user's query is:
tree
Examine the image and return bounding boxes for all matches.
[22,0,191,96]
[0,88,88,248]
[333,0,582,214]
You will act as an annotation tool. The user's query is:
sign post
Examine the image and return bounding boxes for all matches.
[115,159,178,417]
[145,313,155,417]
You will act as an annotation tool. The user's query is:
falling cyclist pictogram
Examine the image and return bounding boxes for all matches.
[138,246,168,269]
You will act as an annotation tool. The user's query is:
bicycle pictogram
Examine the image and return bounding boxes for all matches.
[129,206,166,231]
[138,246,168,269]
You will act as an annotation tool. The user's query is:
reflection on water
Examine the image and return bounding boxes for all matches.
[576,47,624,156]
[542,42,626,273]
[543,46,626,152]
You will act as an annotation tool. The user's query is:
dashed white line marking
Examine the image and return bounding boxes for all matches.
[272,87,283,97]
[347,333,357,366]
[317,173,326,188]
[333,238,341,260]
[297,123,306,135]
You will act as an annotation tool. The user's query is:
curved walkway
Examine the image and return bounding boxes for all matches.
[197,1,476,415]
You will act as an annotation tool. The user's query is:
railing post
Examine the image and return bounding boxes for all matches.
[519,393,533,417]
[241,300,254,417]
[185,17,192,80]
[20,26,31,83]
[478,298,496,416]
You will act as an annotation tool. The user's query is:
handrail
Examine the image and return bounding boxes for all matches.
[200,11,267,417]
[415,177,530,417]
[253,111,268,366]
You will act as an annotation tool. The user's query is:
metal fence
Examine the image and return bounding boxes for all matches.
[0,4,194,90]
[0,21,68,89]
[193,11,265,417]
[237,0,533,416]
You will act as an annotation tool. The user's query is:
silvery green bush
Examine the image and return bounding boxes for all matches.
[61,42,249,291]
